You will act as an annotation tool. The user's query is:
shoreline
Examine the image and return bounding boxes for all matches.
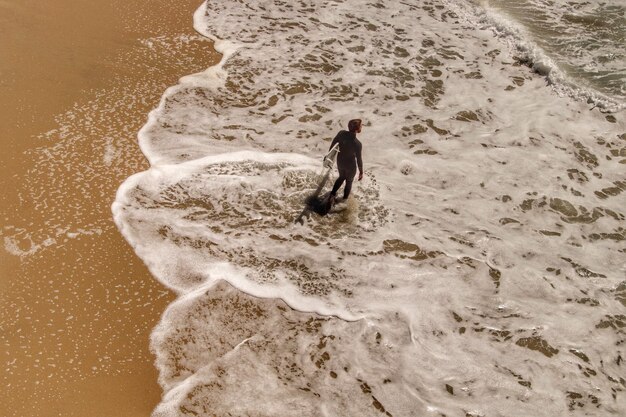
[0,1,220,416]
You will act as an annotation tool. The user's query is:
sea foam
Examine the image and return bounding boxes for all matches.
[112,0,626,415]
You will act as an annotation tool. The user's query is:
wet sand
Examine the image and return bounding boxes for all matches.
[0,1,219,416]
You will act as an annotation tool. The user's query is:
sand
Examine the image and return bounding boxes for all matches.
[0,1,219,416]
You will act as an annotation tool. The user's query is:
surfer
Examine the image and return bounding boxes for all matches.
[294,119,364,223]
[329,119,364,203]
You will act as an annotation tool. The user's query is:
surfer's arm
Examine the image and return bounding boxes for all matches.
[329,134,339,151]
[356,142,363,179]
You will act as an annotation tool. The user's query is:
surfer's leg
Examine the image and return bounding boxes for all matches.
[343,177,354,199]
[331,176,345,196]
[342,168,357,199]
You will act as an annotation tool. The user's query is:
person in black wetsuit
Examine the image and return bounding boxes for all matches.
[329,119,364,202]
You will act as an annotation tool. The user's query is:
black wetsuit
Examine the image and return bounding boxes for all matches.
[329,130,363,199]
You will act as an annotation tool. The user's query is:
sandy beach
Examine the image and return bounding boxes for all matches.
[0,1,219,416]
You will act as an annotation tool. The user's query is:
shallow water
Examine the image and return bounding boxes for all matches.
[112,0,625,415]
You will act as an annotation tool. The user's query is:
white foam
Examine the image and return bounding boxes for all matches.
[112,0,626,415]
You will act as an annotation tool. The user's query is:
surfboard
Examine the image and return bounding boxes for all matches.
[322,143,340,170]
[294,144,339,224]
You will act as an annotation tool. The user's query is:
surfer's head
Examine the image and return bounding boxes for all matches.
[348,119,362,133]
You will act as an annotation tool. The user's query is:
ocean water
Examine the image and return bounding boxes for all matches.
[112,1,625,416]
[449,0,625,111]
